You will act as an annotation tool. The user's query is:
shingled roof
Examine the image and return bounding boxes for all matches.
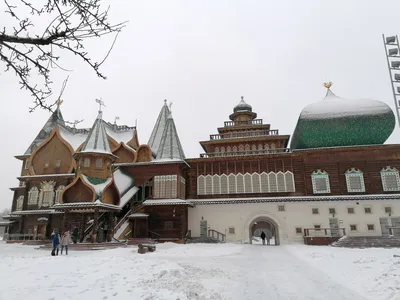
[156,113,185,160]
[80,111,112,154]
[24,107,65,155]
[148,100,170,155]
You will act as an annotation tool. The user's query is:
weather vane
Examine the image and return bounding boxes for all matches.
[168,101,173,111]
[114,116,119,125]
[95,98,106,112]
[323,81,333,89]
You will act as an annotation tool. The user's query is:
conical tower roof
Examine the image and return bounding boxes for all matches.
[80,111,112,154]
[148,100,171,154]
[24,107,65,155]
[156,113,185,160]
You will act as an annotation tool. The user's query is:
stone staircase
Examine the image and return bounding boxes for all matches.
[331,236,400,248]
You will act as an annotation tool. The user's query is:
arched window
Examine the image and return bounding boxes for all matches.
[345,168,365,193]
[84,158,91,168]
[260,172,269,192]
[212,175,220,194]
[276,172,286,192]
[284,171,295,192]
[232,146,238,154]
[39,181,55,207]
[252,173,261,193]
[311,169,331,194]
[236,173,244,193]
[228,173,236,193]
[268,172,278,192]
[16,195,24,211]
[205,175,213,195]
[220,174,228,194]
[28,186,39,205]
[381,166,400,191]
[220,147,225,157]
[238,145,244,154]
[245,144,250,153]
[244,173,252,193]
[251,145,257,154]
[55,185,65,204]
[215,147,220,154]
[197,176,205,196]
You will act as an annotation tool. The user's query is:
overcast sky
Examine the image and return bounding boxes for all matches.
[1,0,400,211]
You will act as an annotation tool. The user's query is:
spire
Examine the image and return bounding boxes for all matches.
[148,99,171,154]
[156,112,185,160]
[80,111,112,154]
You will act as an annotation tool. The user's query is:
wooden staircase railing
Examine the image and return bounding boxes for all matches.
[208,229,226,242]
[83,212,106,239]
[114,202,145,234]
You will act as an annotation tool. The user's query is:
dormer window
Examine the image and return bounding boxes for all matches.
[83,158,91,168]
[345,168,365,193]
[96,158,102,168]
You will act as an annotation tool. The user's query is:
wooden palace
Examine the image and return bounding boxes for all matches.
[3,85,400,245]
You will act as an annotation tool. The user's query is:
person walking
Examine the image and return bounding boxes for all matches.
[52,231,60,256]
[260,231,266,245]
[61,231,71,255]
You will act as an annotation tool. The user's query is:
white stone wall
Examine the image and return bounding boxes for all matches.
[188,199,400,244]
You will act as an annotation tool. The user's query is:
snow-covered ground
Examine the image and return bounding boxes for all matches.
[0,241,399,300]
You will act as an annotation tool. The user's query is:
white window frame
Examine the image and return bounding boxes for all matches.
[345,168,365,193]
[28,186,39,205]
[367,224,375,231]
[24,159,29,170]
[381,166,400,191]
[312,208,319,215]
[278,205,285,212]
[39,181,55,208]
[228,227,235,234]
[16,195,24,211]
[55,160,61,169]
[311,170,331,194]
[55,185,65,205]
[197,175,205,196]
[347,207,355,214]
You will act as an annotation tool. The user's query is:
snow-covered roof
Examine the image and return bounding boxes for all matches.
[10,210,63,215]
[113,169,134,195]
[143,199,194,206]
[114,159,188,167]
[155,113,185,160]
[191,194,400,205]
[53,202,121,211]
[128,213,149,218]
[58,126,88,150]
[80,111,112,154]
[81,175,112,198]
[18,174,75,180]
[148,100,170,155]
[0,220,17,226]
[301,89,393,120]
[119,186,139,208]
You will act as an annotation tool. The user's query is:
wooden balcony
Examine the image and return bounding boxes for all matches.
[200,148,292,158]
[210,129,279,140]
[224,119,263,127]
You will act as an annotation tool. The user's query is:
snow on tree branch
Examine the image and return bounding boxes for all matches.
[0,0,127,112]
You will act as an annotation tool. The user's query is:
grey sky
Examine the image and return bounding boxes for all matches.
[1,0,400,210]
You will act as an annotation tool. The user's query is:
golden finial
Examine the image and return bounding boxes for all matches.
[323,81,333,89]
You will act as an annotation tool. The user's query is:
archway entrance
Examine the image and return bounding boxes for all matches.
[249,217,279,245]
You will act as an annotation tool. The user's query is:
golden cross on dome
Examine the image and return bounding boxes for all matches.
[323,81,333,89]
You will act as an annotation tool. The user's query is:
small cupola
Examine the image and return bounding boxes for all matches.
[229,96,257,122]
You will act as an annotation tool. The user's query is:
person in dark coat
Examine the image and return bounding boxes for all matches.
[52,231,60,256]
[260,231,266,245]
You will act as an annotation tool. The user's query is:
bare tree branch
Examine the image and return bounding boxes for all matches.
[1,0,127,111]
